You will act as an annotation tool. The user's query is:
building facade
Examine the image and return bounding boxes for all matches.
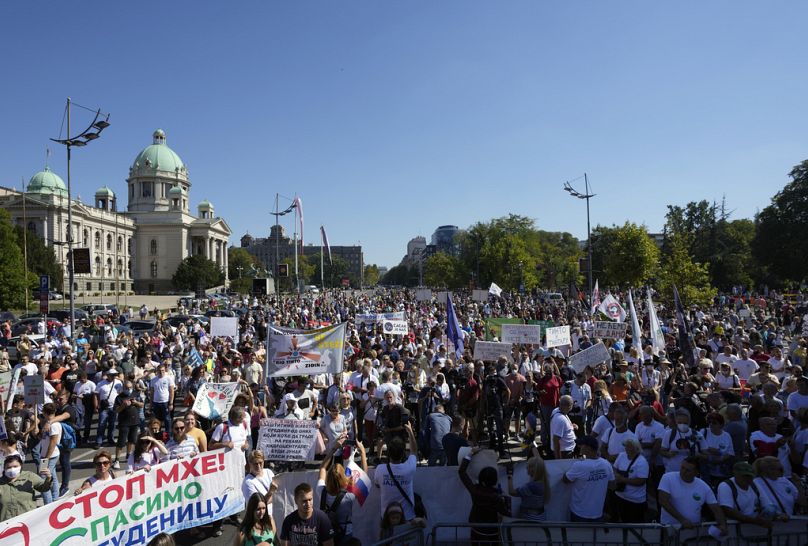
[0,129,231,295]
[240,225,363,281]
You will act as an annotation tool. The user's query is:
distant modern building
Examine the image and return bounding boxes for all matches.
[431,225,460,256]
[240,225,363,282]
[0,129,232,295]
[400,236,427,266]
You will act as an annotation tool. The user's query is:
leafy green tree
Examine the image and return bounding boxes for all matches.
[423,252,466,289]
[228,247,263,294]
[364,264,380,286]
[711,219,755,290]
[594,222,659,288]
[14,225,63,293]
[753,160,808,285]
[0,210,31,309]
[381,264,419,287]
[656,234,716,306]
[311,254,350,288]
[172,255,225,292]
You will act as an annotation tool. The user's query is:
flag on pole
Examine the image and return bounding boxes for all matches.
[488,283,502,297]
[591,279,601,314]
[627,289,644,359]
[673,285,695,368]
[320,225,332,265]
[647,289,665,355]
[446,293,464,358]
[598,294,626,322]
[189,347,204,368]
[293,196,304,248]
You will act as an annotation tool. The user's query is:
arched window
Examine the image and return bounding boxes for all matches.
[94,256,101,275]
[117,259,123,276]
[128,238,133,256]
[106,258,113,276]
[150,260,158,278]
[128,260,132,278]
[94,231,101,249]
[106,234,112,251]
[150,239,158,256]
[83,229,89,247]
[117,236,122,253]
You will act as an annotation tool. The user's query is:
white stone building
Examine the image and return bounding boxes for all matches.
[0,129,231,295]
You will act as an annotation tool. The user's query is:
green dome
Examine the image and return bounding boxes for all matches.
[168,184,186,196]
[198,199,212,208]
[27,167,67,197]
[131,129,186,176]
[95,186,115,197]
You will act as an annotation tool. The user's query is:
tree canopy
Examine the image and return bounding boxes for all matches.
[172,255,225,292]
[0,210,28,309]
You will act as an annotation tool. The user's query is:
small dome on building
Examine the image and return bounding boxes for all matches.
[198,199,213,209]
[95,186,115,198]
[168,184,187,196]
[27,167,67,198]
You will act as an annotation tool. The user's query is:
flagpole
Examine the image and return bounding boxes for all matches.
[320,239,324,291]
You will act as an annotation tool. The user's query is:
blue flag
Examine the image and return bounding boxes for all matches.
[445,293,464,358]
[189,347,204,368]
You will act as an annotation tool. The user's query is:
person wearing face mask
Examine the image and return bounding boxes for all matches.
[661,409,706,473]
[0,454,52,521]
[715,363,741,393]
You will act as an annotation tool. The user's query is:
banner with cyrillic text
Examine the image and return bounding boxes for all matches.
[257,418,319,461]
[500,324,542,345]
[191,382,239,421]
[569,342,611,373]
[266,322,346,378]
[354,312,405,329]
[545,325,571,348]
[0,448,244,546]
[472,341,513,363]
[381,319,408,336]
[592,321,628,340]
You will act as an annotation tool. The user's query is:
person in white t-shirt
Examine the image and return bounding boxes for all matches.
[753,456,805,517]
[716,462,771,529]
[242,450,277,505]
[550,396,577,459]
[562,435,614,522]
[612,438,649,523]
[698,412,735,488]
[374,423,419,522]
[714,363,741,392]
[661,409,706,472]
[210,406,250,452]
[149,364,176,433]
[635,405,665,494]
[733,350,759,381]
[715,346,738,368]
[601,405,637,463]
[786,377,808,426]
[658,456,727,533]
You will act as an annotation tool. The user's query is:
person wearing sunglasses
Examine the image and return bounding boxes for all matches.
[74,450,116,495]
[166,420,199,460]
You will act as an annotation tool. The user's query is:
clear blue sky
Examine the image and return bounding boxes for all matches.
[1,1,806,268]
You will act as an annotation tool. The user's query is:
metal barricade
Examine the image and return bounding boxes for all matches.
[371,527,427,546]
[430,521,679,546]
[678,518,808,546]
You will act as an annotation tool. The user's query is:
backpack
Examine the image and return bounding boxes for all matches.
[60,422,77,450]
[725,478,762,511]
[319,489,348,542]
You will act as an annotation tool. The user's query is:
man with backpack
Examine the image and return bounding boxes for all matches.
[482,365,509,457]
[51,389,78,497]
[716,462,772,529]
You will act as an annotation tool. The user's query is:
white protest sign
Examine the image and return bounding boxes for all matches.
[210,316,239,338]
[569,342,611,373]
[473,341,513,363]
[436,291,452,304]
[257,418,319,461]
[415,288,433,302]
[23,375,45,405]
[266,323,346,378]
[592,321,628,340]
[381,319,408,336]
[471,289,489,303]
[546,325,571,348]
[501,324,541,345]
[5,368,20,409]
[355,312,405,328]
[191,382,240,421]
[0,448,245,544]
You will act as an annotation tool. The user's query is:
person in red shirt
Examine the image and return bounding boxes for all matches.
[750,345,771,365]
[537,360,562,450]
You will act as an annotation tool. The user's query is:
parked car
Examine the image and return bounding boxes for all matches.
[0,311,17,323]
[49,308,90,323]
[1,334,47,363]
[32,290,64,300]
[125,320,157,335]
[81,304,117,317]
[10,316,61,336]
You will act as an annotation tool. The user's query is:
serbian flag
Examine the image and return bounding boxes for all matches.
[344,460,371,506]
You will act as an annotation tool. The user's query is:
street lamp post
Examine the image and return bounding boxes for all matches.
[51,98,110,336]
[563,173,595,311]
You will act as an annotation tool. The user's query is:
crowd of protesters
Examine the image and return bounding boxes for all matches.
[0,287,807,544]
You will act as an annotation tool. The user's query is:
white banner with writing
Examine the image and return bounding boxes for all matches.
[257,418,319,461]
[209,317,239,339]
[472,341,513,362]
[191,383,240,421]
[381,319,408,336]
[592,321,628,340]
[266,323,346,378]
[569,342,611,373]
[545,325,571,348]
[500,324,541,345]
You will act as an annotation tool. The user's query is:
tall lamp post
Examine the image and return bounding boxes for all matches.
[563,173,595,311]
[50,98,110,336]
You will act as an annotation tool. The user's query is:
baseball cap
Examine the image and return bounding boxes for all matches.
[732,462,755,477]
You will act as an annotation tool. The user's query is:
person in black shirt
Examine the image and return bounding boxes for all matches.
[52,389,78,496]
[483,366,510,456]
[280,482,334,546]
[442,415,470,465]
[61,359,80,398]
[113,385,142,470]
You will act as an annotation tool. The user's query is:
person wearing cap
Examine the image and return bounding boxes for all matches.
[716,462,771,528]
[562,435,614,522]
[277,393,303,420]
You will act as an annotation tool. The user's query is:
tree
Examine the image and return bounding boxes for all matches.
[311,254,351,288]
[14,225,63,293]
[711,219,755,290]
[381,264,419,287]
[172,255,224,292]
[278,255,316,291]
[753,160,808,285]
[655,234,716,307]
[0,209,29,309]
[227,247,263,294]
[364,264,380,286]
[594,222,659,288]
[423,252,466,289]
